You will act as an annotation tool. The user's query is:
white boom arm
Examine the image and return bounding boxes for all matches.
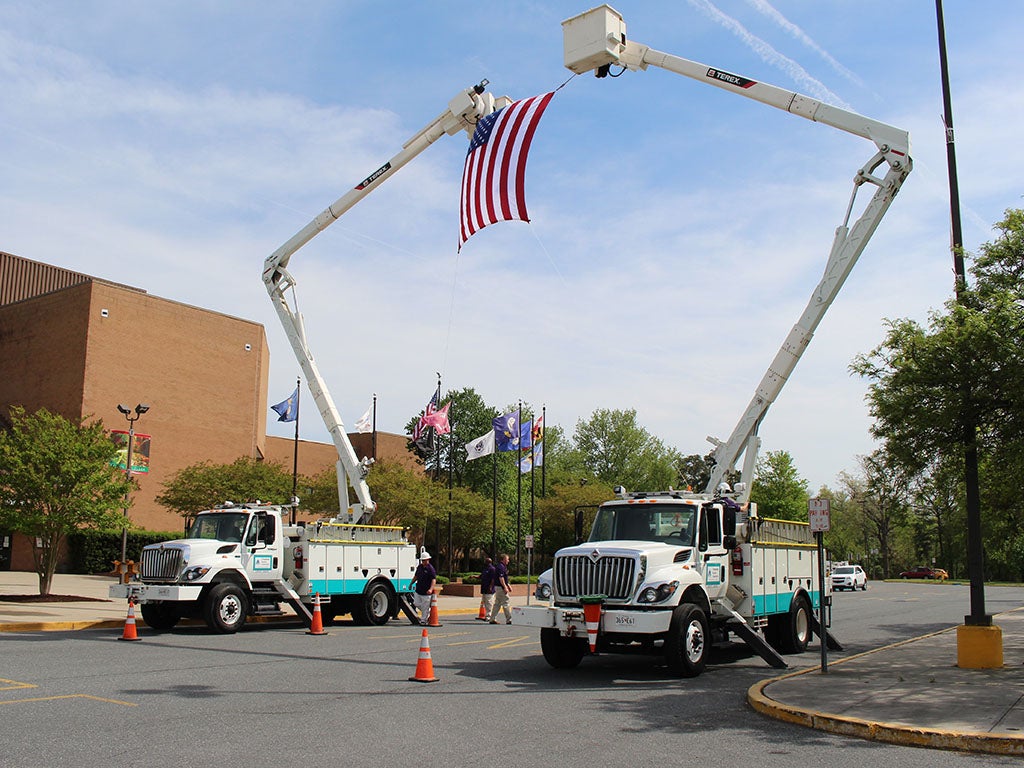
[263,82,508,522]
[562,6,912,501]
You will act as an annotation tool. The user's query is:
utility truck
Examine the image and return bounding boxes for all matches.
[112,503,416,632]
[512,5,912,676]
[112,82,511,631]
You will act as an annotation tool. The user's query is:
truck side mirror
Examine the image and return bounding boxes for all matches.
[723,535,737,550]
[723,505,736,537]
[698,513,708,552]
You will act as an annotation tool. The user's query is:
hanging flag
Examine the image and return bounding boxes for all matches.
[412,389,439,441]
[493,411,520,452]
[422,401,451,435]
[532,414,544,446]
[465,430,496,461]
[520,419,533,451]
[458,92,555,251]
[519,414,544,473]
[271,387,298,422]
[533,440,544,467]
[354,403,373,434]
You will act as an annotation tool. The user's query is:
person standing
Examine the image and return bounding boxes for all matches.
[488,553,512,624]
[478,557,496,621]
[411,550,436,626]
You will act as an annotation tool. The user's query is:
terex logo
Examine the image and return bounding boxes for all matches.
[706,68,757,89]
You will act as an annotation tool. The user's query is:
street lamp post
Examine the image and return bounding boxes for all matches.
[117,403,149,567]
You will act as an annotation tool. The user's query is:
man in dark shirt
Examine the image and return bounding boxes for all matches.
[488,553,512,624]
[478,557,496,621]
[412,550,437,625]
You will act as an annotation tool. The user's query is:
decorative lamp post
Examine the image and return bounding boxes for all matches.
[117,403,149,567]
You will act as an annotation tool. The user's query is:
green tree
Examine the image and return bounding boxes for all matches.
[852,209,1024,580]
[836,452,912,578]
[750,450,809,520]
[573,408,681,491]
[155,457,295,523]
[0,407,131,595]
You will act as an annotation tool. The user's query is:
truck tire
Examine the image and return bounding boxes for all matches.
[355,582,394,626]
[540,627,587,669]
[777,594,812,654]
[203,583,248,633]
[665,603,710,677]
[141,602,180,631]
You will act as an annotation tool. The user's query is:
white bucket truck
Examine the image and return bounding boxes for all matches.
[513,6,912,676]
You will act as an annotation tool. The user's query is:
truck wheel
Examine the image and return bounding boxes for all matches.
[203,583,248,633]
[665,603,709,677]
[140,602,180,631]
[356,582,394,626]
[540,628,586,669]
[778,594,812,654]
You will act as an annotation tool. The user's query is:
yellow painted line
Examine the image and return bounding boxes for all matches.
[488,636,537,649]
[0,694,135,707]
[0,678,37,691]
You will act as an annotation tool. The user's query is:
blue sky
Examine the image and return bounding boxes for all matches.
[3,1,1022,492]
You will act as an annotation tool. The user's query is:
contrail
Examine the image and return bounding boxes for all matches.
[745,0,864,88]
[686,0,852,110]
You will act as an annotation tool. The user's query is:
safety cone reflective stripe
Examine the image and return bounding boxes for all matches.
[408,627,439,683]
[306,592,328,635]
[582,601,602,653]
[427,590,442,627]
[476,599,488,621]
[119,597,141,641]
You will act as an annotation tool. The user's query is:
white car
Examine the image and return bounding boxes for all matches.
[831,564,867,591]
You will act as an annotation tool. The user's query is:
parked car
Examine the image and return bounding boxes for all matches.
[899,566,948,580]
[831,564,867,591]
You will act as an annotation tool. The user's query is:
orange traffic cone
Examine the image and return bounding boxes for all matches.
[306,593,328,636]
[582,600,602,653]
[476,598,488,621]
[119,597,141,641]
[427,590,442,627]
[408,627,439,683]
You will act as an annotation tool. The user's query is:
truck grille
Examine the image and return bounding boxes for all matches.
[140,547,185,581]
[554,555,636,601]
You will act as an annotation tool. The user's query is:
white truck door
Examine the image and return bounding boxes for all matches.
[698,505,730,601]
[242,511,284,582]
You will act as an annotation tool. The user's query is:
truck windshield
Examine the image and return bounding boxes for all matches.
[187,512,251,543]
[589,504,697,545]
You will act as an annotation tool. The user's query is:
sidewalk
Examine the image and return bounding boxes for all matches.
[3,573,1023,754]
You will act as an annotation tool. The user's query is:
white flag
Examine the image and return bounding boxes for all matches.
[465,430,495,461]
[354,404,373,434]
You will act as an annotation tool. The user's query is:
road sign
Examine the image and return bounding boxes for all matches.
[525,535,534,550]
[808,497,831,532]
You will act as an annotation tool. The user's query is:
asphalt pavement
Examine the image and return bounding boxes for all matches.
[2,572,1022,755]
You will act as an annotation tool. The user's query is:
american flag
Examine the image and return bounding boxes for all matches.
[458,92,555,251]
[411,389,439,441]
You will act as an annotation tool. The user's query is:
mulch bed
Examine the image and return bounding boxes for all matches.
[0,594,109,603]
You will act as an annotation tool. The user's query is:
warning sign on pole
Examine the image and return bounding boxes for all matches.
[808,498,831,532]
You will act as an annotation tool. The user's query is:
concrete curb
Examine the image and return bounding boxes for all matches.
[747,627,1024,756]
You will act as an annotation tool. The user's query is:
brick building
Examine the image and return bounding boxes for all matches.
[0,252,414,571]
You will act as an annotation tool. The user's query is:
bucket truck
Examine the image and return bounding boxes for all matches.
[513,5,911,676]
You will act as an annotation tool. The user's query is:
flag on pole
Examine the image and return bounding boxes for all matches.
[271,387,298,422]
[533,440,544,467]
[493,411,520,452]
[422,401,451,435]
[354,403,373,434]
[412,390,439,441]
[465,430,496,461]
[458,92,555,251]
[520,419,533,451]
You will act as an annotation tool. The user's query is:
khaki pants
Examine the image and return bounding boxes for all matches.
[489,586,510,622]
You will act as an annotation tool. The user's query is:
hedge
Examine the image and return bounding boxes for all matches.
[66,529,185,574]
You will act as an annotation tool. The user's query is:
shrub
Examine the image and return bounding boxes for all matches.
[66,529,185,574]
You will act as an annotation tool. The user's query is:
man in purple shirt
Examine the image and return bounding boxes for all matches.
[488,553,512,624]
[412,550,436,625]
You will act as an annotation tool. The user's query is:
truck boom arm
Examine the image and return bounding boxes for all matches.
[562,6,912,500]
[262,83,507,522]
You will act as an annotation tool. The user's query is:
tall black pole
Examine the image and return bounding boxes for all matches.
[447,394,454,580]
[541,404,547,499]
[516,401,522,573]
[371,392,377,461]
[291,376,300,525]
[491,449,497,558]
[936,0,988,625]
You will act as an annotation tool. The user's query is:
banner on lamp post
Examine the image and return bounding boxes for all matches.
[110,430,152,473]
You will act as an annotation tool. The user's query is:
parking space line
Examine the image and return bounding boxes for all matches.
[0,678,37,691]
[0,694,135,707]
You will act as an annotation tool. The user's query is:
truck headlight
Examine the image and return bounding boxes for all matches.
[182,566,210,581]
[637,580,679,603]
[536,583,552,600]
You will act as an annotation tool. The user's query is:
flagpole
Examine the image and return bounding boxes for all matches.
[371,392,377,461]
[433,372,441,563]
[516,400,522,575]
[447,393,454,581]
[290,376,300,525]
[491,448,497,558]
[541,404,547,499]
